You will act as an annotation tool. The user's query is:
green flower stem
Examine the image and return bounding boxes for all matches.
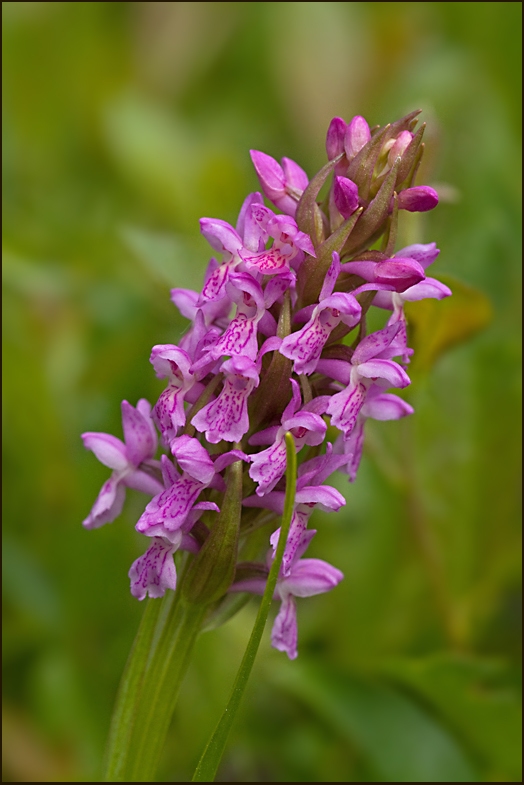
[103,595,163,781]
[104,582,208,782]
[191,432,298,782]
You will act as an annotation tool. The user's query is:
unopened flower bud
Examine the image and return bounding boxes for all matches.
[397,186,439,212]
[387,130,413,167]
[326,117,347,160]
[333,176,359,219]
[375,257,425,291]
[344,115,371,161]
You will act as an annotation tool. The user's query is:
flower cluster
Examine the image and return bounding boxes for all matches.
[82,111,450,659]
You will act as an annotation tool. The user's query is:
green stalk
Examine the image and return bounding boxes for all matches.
[104,580,208,782]
[191,432,298,782]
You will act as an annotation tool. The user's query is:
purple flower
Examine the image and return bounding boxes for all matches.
[231,527,343,660]
[198,218,244,303]
[249,380,326,495]
[326,116,347,161]
[344,115,371,161]
[372,243,451,363]
[334,387,414,481]
[82,399,163,529]
[135,439,216,538]
[319,322,411,439]
[191,356,260,443]
[280,253,361,375]
[245,449,346,574]
[250,150,309,217]
[240,214,315,276]
[333,176,360,219]
[192,272,267,369]
[341,256,426,293]
[397,186,439,212]
[150,345,199,446]
[129,536,179,600]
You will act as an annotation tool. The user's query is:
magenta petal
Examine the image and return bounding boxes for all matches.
[319,251,341,301]
[295,485,346,511]
[344,115,371,160]
[129,537,178,600]
[333,176,359,219]
[327,380,367,437]
[124,469,164,496]
[352,322,402,364]
[326,117,347,160]
[199,217,243,255]
[395,242,439,270]
[249,437,288,496]
[284,558,344,597]
[236,192,265,242]
[271,595,298,659]
[363,393,414,420]
[171,436,215,484]
[121,400,156,466]
[398,186,439,212]
[170,288,199,320]
[136,475,203,534]
[83,474,126,529]
[81,432,128,471]
[401,277,452,301]
[374,258,425,292]
[356,359,411,388]
[281,157,309,192]
[250,150,286,200]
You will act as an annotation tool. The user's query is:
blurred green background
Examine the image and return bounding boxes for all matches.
[2,2,521,782]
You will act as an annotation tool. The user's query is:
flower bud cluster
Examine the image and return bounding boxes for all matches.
[82,111,450,659]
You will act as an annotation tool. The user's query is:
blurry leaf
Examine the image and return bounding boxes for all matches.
[120,224,203,291]
[383,654,522,780]
[405,275,493,372]
[102,91,196,222]
[2,537,62,632]
[269,660,478,782]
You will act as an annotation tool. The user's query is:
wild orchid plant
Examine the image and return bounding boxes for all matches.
[82,110,451,781]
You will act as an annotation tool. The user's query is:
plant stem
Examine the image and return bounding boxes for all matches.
[104,586,207,782]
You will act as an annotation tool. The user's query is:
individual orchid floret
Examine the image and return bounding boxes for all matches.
[385,130,413,168]
[192,272,267,370]
[397,186,439,212]
[135,441,216,538]
[318,322,411,439]
[249,380,326,496]
[334,387,414,481]
[344,115,371,161]
[333,176,360,219]
[269,529,343,659]
[341,256,426,293]
[326,117,347,160]
[82,399,163,530]
[198,218,245,303]
[250,150,309,217]
[370,243,451,363]
[245,450,346,575]
[230,528,343,659]
[235,192,266,250]
[129,536,179,600]
[191,356,260,444]
[240,214,315,276]
[280,253,361,375]
[150,345,198,446]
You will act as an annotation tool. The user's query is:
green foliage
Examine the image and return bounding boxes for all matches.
[3,2,521,781]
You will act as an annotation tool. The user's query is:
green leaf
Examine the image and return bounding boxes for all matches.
[270,660,479,782]
[405,274,493,372]
[383,654,522,780]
